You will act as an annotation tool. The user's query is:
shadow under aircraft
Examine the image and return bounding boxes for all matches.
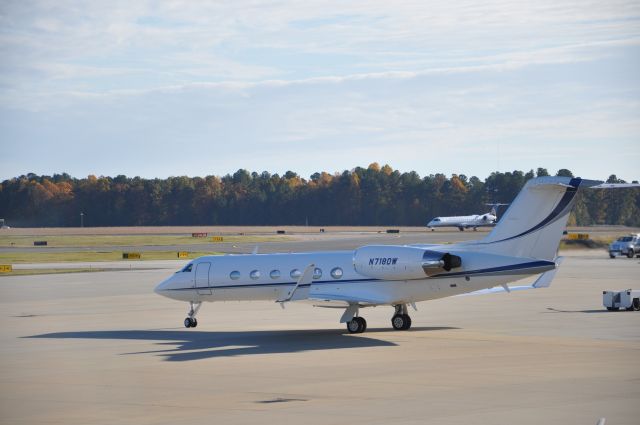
[25,327,457,362]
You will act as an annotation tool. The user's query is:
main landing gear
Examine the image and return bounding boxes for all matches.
[184,301,201,328]
[391,304,412,330]
[346,316,367,334]
[345,304,413,334]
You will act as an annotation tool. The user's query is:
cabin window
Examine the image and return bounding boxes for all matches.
[250,270,260,280]
[290,269,302,279]
[330,267,343,279]
[313,268,322,279]
[230,271,241,280]
[270,270,281,279]
[181,263,193,273]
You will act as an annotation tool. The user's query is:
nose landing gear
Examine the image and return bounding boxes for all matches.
[184,301,201,328]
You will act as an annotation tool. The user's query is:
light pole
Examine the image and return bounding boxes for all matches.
[80,212,84,228]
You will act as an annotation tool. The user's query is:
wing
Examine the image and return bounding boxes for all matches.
[461,257,563,296]
[307,292,389,307]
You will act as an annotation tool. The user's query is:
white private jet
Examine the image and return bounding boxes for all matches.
[427,203,509,231]
[155,177,637,333]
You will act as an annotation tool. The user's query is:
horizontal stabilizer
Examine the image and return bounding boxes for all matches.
[587,183,640,189]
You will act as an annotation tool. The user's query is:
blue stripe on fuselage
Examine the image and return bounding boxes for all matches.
[164,260,554,291]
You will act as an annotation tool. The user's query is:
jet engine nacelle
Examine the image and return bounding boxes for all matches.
[353,245,462,281]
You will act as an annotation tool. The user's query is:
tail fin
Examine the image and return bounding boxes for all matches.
[478,177,582,261]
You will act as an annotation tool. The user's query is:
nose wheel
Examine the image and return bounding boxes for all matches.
[184,301,201,328]
[184,317,198,328]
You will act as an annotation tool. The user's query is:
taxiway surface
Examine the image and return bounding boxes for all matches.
[1,250,639,425]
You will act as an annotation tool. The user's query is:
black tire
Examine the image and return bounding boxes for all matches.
[347,318,361,334]
[609,253,615,259]
[392,314,411,330]
[606,307,619,311]
[184,317,193,328]
[191,318,198,328]
[402,314,412,330]
[355,317,367,333]
[633,299,640,311]
[627,250,634,258]
[458,227,464,232]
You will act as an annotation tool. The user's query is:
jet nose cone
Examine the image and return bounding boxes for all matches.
[154,278,170,295]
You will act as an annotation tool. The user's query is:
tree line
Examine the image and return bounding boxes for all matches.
[0,165,638,227]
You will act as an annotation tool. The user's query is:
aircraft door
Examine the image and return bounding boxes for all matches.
[195,262,212,295]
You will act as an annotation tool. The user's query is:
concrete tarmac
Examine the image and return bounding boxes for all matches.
[1,250,639,425]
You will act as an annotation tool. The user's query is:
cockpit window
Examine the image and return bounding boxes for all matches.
[618,236,632,242]
[180,263,193,273]
[433,218,441,222]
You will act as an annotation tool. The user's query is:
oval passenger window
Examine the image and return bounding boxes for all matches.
[330,267,343,279]
[313,268,322,279]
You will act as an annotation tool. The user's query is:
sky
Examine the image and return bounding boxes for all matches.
[1,0,639,182]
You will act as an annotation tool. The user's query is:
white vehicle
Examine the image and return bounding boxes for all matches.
[603,289,640,311]
[427,203,508,231]
[155,177,638,333]
[608,234,640,258]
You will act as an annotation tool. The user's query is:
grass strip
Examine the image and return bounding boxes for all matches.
[0,251,222,264]
[0,234,290,248]
[0,268,109,277]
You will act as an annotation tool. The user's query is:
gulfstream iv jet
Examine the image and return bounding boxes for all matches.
[155,177,637,333]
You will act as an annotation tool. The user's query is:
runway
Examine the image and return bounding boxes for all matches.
[1,250,639,424]
[1,225,631,255]
[0,228,484,254]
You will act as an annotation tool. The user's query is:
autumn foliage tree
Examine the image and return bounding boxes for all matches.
[0,167,638,227]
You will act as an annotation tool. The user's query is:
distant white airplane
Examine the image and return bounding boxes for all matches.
[155,177,637,333]
[427,203,509,231]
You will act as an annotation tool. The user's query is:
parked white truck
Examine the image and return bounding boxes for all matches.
[603,289,640,311]
[608,234,640,258]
